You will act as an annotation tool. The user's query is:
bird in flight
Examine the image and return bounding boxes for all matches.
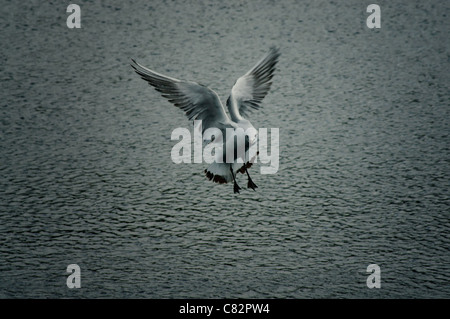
[131,47,280,193]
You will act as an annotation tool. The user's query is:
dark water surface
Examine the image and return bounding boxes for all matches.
[1,0,449,298]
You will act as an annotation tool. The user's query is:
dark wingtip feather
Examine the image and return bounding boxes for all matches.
[269,46,281,57]
[130,59,141,73]
[205,169,228,184]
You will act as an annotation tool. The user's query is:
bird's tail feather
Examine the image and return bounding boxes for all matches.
[205,162,240,184]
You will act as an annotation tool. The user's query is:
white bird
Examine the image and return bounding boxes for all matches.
[131,47,280,193]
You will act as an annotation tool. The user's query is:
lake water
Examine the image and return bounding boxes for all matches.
[0,0,449,298]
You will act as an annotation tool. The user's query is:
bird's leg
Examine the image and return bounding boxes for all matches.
[230,165,241,194]
[245,168,258,190]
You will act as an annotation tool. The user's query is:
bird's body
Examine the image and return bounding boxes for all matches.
[131,47,280,193]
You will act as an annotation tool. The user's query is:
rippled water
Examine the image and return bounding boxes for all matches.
[1,0,449,298]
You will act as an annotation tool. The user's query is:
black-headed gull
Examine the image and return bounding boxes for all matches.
[131,47,280,193]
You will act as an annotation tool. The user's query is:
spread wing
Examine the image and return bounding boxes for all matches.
[131,59,231,133]
[226,47,280,120]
